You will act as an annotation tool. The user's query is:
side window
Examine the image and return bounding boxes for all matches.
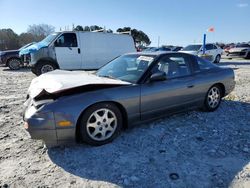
[153,55,191,79]
[205,44,214,50]
[55,33,77,47]
[213,45,218,49]
[196,57,216,71]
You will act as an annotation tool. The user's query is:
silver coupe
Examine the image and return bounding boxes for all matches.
[23,52,235,146]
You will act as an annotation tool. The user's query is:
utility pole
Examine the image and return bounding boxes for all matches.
[157,36,160,48]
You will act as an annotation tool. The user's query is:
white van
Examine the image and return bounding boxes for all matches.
[22,31,136,75]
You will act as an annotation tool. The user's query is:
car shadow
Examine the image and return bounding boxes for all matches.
[47,100,250,187]
[2,67,31,72]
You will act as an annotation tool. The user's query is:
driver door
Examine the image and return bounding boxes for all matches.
[140,54,196,121]
[54,33,82,69]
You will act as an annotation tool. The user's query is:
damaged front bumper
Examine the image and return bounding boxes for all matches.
[23,98,58,145]
[227,51,248,58]
[23,97,76,146]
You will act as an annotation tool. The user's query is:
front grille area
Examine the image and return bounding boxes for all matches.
[228,51,246,56]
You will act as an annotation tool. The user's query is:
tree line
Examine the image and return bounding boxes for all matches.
[0,24,151,51]
[0,24,55,50]
[74,25,151,47]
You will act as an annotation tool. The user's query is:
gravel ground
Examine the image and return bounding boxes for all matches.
[0,59,249,188]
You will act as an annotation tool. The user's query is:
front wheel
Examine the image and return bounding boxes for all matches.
[35,61,57,76]
[79,103,123,146]
[203,85,222,112]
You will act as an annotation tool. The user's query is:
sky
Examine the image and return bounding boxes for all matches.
[0,0,250,46]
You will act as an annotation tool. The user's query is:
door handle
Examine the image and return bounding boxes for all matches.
[78,48,81,54]
[68,47,72,50]
[187,85,194,88]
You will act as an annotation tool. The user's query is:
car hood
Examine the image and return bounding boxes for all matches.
[19,41,48,56]
[229,47,249,53]
[0,50,19,55]
[180,50,199,55]
[28,70,131,99]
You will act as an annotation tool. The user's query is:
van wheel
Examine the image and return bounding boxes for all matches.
[8,58,21,70]
[31,67,37,75]
[36,62,57,76]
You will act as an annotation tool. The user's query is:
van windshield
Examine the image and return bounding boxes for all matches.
[41,33,59,45]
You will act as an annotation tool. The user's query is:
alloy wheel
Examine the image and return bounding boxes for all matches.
[86,108,117,141]
[41,64,54,73]
[207,86,221,108]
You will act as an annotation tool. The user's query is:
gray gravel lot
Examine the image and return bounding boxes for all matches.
[0,59,249,188]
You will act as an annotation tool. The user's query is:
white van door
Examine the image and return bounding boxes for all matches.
[54,33,81,69]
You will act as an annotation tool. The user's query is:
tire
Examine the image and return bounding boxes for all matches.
[79,103,123,146]
[203,85,222,112]
[245,52,250,59]
[7,58,21,70]
[213,55,221,64]
[35,61,57,76]
[31,67,37,75]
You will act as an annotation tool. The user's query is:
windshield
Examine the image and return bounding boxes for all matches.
[143,47,158,52]
[40,33,59,45]
[183,45,202,51]
[96,54,156,83]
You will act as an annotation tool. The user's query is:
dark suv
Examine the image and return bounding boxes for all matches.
[0,43,34,70]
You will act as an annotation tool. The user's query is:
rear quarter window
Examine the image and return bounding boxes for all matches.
[194,57,217,72]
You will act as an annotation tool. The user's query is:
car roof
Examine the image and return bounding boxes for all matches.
[186,43,215,45]
[125,51,188,56]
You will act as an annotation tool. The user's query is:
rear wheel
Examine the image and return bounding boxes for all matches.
[79,103,123,146]
[214,55,221,64]
[203,85,222,112]
[8,58,21,70]
[35,61,57,76]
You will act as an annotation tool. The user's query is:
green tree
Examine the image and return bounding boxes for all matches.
[74,25,112,32]
[0,29,20,50]
[116,27,151,46]
[74,25,84,31]
[106,29,113,33]
[83,26,90,31]
[90,25,103,31]
[19,32,37,46]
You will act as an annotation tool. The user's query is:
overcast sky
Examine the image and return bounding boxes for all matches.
[0,0,249,46]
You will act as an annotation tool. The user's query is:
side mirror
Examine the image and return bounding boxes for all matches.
[149,71,166,82]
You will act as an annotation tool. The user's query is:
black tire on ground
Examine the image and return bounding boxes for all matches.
[31,67,37,75]
[213,55,221,64]
[7,58,21,70]
[79,103,123,146]
[203,85,222,112]
[245,52,250,59]
[35,61,57,76]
